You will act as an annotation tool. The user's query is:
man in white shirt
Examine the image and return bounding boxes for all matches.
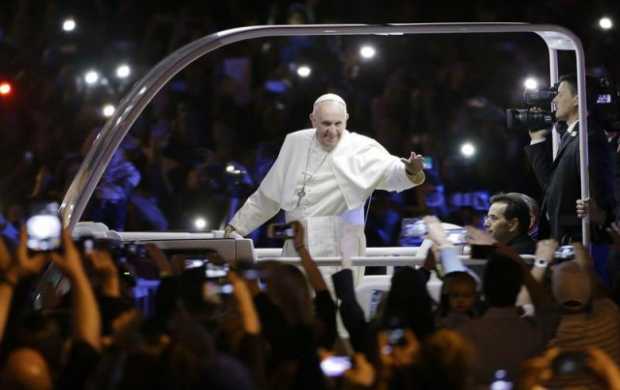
[225,93,425,258]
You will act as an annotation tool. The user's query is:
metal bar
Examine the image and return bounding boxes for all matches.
[549,48,560,158]
[260,255,489,267]
[575,49,591,247]
[255,247,420,257]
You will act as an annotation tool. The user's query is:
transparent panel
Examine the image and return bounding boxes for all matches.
[79,32,551,247]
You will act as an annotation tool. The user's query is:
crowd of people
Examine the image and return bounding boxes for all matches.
[1,217,620,389]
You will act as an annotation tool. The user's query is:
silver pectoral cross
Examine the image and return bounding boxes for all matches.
[296,187,306,207]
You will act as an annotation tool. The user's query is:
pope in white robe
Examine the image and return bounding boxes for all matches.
[225,93,425,261]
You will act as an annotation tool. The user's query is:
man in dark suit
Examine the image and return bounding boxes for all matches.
[525,74,615,243]
[484,193,536,254]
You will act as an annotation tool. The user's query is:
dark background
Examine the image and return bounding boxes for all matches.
[1,0,619,245]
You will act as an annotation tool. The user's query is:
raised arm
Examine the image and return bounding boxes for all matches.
[291,221,328,292]
[227,189,281,237]
[51,230,101,350]
[0,229,48,344]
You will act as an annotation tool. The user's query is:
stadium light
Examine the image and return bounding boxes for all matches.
[359,45,376,59]
[62,18,76,32]
[0,81,12,96]
[599,17,613,30]
[101,104,115,118]
[84,70,100,85]
[523,77,538,90]
[296,65,312,78]
[460,142,476,158]
[194,216,208,230]
[115,64,131,79]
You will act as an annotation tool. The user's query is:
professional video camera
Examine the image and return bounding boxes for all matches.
[506,85,557,131]
[506,77,620,131]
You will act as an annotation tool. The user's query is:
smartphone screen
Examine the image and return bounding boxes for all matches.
[205,263,229,278]
[185,259,204,269]
[26,202,62,251]
[267,223,294,239]
[320,356,352,377]
[552,352,586,376]
[388,328,407,346]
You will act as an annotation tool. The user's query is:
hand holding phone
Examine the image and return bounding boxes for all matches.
[320,356,352,377]
[26,202,62,252]
[267,223,295,239]
[552,352,587,376]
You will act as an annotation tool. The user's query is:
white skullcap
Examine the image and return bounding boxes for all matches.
[313,93,347,112]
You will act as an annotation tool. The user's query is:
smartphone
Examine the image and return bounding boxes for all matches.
[320,356,352,377]
[387,328,407,346]
[446,228,468,245]
[205,262,229,278]
[402,218,426,237]
[552,352,587,376]
[79,236,95,255]
[203,281,234,303]
[267,223,294,239]
[26,202,62,252]
[235,262,261,280]
[554,245,575,262]
[185,259,204,269]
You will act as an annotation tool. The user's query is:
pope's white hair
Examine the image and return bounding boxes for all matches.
[312,93,347,114]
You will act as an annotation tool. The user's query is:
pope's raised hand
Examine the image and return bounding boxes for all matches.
[401,152,424,175]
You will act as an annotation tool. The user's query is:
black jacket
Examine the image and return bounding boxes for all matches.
[525,121,615,243]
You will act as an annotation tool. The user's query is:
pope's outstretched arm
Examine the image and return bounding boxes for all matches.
[226,189,280,237]
[225,135,294,237]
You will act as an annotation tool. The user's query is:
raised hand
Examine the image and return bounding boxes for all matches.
[423,216,450,246]
[401,152,424,175]
[535,239,558,264]
[1,227,50,285]
[50,229,85,281]
[465,226,496,246]
[576,198,605,224]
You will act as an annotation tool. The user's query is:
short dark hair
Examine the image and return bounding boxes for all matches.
[482,253,524,307]
[558,73,602,108]
[489,193,531,235]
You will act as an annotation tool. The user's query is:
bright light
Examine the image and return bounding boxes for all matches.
[599,17,613,30]
[296,65,312,78]
[460,142,476,158]
[0,82,12,96]
[225,164,235,173]
[101,104,115,118]
[62,18,76,32]
[359,45,376,59]
[523,77,538,90]
[194,217,207,230]
[115,64,131,79]
[84,70,100,85]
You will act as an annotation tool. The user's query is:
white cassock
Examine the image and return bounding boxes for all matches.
[229,128,424,262]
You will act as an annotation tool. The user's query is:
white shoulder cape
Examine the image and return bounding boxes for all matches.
[259,129,406,211]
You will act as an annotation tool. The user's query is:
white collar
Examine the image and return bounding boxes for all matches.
[566,120,579,136]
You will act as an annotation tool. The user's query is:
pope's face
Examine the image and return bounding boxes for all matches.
[310,101,348,151]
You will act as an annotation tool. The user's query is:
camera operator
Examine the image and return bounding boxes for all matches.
[525,74,615,244]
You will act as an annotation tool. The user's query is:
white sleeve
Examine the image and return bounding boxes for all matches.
[228,188,281,236]
[376,157,424,192]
